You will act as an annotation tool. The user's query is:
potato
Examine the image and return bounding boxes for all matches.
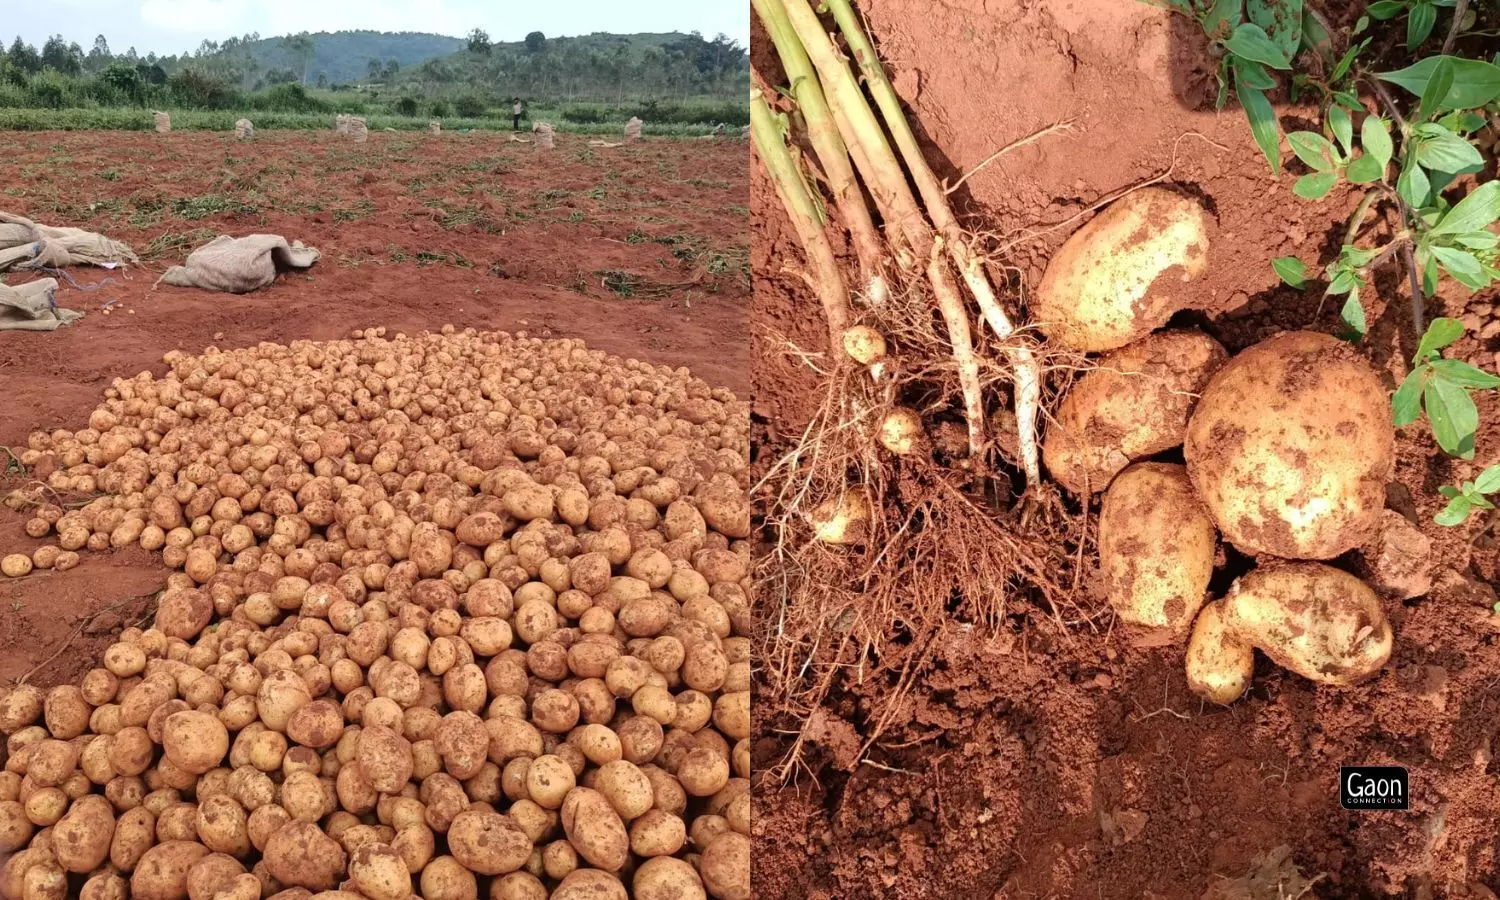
[195,795,249,856]
[285,700,345,750]
[699,831,750,900]
[347,842,412,900]
[1044,330,1227,494]
[81,870,129,900]
[634,856,706,900]
[0,799,33,851]
[0,684,44,732]
[418,855,477,900]
[162,711,229,775]
[1097,463,1215,645]
[560,787,628,871]
[1034,186,1211,352]
[26,740,80,787]
[51,793,115,872]
[810,490,869,545]
[263,821,346,891]
[184,852,246,900]
[445,809,531,875]
[22,860,66,900]
[1,554,32,577]
[131,840,211,900]
[1185,601,1255,704]
[551,869,627,900]
[110,805,156,870]
[629,808,686,857]
[842,325,886,365]
[1185,331,1394,559]
[1222,562,1393,686]
[356,724,413,793]
[524,754,576,809]
[156,590,214,641]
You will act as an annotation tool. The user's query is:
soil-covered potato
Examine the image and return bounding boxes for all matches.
[52,794,115,872]
[633,856,705,900]
[131,840,211,900]
[699,830,751,900]
[1034,186,1212,352]
[561,787,629,871]
[1044,330,1227,494]
[161,711,228,775]
[1098,463,1216,645]
[263,820,347,891]
[1184,600,1254,705]
[1185,330,1394,559]
[1222,562,1393,685]
[445,809,531,876]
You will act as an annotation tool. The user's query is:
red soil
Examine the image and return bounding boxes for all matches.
[751,1,1500,897]
[0,129,747,688]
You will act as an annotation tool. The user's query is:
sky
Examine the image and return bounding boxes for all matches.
[4,0,749,56]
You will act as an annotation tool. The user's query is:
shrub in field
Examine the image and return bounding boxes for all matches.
[392,96,420,117]
[453,94,488,118]
[429,99,451,118]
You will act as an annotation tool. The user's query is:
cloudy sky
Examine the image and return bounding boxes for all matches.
[6,0,749,56]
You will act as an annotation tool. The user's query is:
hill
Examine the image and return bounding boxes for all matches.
[197,31,464,86]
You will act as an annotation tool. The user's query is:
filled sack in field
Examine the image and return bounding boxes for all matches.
[624,117,642,141]
[0,278,82,332]
[533,122,555,149]
[157,234,320,294]
[0,212,140,272]
[348,117,369,143]
[235,118,254,139]
[335,113,350,133]
[154,111,171,133]
[429,120,441,134]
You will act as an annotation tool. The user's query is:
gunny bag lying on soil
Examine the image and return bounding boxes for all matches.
[0,278,83,331]
[157,234,320,294]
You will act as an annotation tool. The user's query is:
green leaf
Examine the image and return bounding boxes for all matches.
[1236,77,1282,175]
[1299,4,1333,58]
[1367,0,1405,18]
[1455,230,1500,250]
[1408,1,1438,50]
[1417,55,1454,119]
[1224,23,1293,69]
[1393,369,1427,425]
[1430,357,1500,387]
[1398,158,1432,208]
[1434,493,1474,526]
[1234,57,1278,90]
[1432,182,1500,235]
[1346,153,1385,183]
[1475,465,1500,495]
[1378,56,1500,110]
[1331,90,1363,110]
[1361,115,1393,169]
[1247,0,1303,57]
[1273,256,1308,287]
[1202,0,1246,40]
[1287,131,1337,170]
[1425,377,1479,458]
[1438,484,1463,498]
[1328,268,1358,294]
[1414,126,1485,172]
[1328,105,1353,154]
[1415,317,1466,361]
[1475,495,1497,510]
[1432,246,1489,289]
[1294,171,1338,198]
[1340,290,1367,337]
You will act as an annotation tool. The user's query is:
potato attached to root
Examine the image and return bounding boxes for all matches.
[811,490,870,545]
[1185,330,1394,560]
[1045,329,1227,493]
[1035,186,1212,352]
[1221,562,1393,686]
[1098,463,1216,645]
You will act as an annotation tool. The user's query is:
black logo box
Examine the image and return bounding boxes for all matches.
[1340,766,1409,811]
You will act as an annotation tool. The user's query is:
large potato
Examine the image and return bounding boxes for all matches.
[560,787,628,872]
[1222,562,1393,685]
[263,820,346,891]
[445,809,531,875]
[1035,186,1211,352]
[162,711,229,775]
[699,831,751,900]
[52,794,115,872]
[131,840,210,900]
[1097,463,1215,645]
[1185,331,1393,559]
[1044,330,1227,493]
[1184,601,1254,705]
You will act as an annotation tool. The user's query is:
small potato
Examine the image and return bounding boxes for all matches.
[418,855,478,900]
[552,869,627,900]
[1185,330,1394,560]
[1044,330,1227,494]
[1035,186,1211,352]
[110,805,157,871]
[842,325,886,365]
[1,554,32,577]
[699,831,750,900]
[629,808,686,857]
[634,856,705,900]
[525,755,576,809]
[52,793,115,872]
[1185,601,1255,705]
[677,747,729,797]
[445,809,531,876]
[1222,562,1393,686]
[286,700,345,750]
[594,760,653,820]
[25,787,69,826]
[1098,463,1215,645]
[80,871,129,900]
[560,787,628,871]
[196,794,250,856]
[163,710,229,775]
[263,820,346,891]
[130,840,211,900]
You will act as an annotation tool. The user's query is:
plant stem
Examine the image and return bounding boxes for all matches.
[1442,0,1471,55]
[820,0,1043,486]
[753,0,888,302]
[1401,242,1425,335]
[1344,191,1380,245]
[750,88,852,349]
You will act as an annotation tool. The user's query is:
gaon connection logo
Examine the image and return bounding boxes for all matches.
[1339,766,1409,810]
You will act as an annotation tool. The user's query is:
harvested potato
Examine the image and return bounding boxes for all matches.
[162,711,229,775]
[52,793,115,872]
[446,809,531,876]
[263,821,347,891]
[1098,463,1216,645]
[1222,562,1393,685]
[1035,186,1212,352]
[634,856,706,900]
[1185,601,1255,705]
[131,840,211,900]
[552,869,628,900]
[347,842,412,900]
[1044,330,1227,493]
[561,787,629,871]
[1185,330,1394,559]
[700,831,751,900]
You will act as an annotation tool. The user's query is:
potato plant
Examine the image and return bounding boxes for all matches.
[0,327,751,900]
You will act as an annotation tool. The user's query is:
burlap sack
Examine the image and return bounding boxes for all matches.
[624,117,643,141]
[428,121,441,134]
[0,211,139,272]
[234,118,254,139]
[335,113,350,134]
[533,122,554,149]
[348,117,369,143]
[157,234,320,294]
[153,111,171,133]
[0,279,82,332]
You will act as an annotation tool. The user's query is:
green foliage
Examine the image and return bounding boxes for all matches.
[1393,318,1500,460]
[1272,255,1307,287]
[453,94,487,118]
[1434,464,1500,525]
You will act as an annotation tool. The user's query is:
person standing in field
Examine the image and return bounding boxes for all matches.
[512,98,523,131]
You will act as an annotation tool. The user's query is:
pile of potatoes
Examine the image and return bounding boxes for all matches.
[1037,189,1397,703]
[0,327,752,899]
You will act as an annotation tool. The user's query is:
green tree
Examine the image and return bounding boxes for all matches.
[367,57,382,81]
[280,33,315,85]
[467,29,491,55]
[41,35,82,75]
[384,58,399,79]
[86,34,111,72]
[8,37,41,74]
[525,31,546,53]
